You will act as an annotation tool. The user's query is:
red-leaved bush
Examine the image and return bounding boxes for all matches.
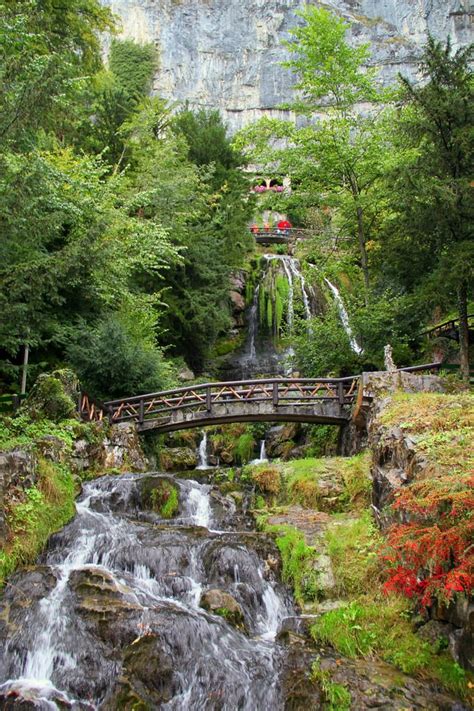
[382,475,474,607]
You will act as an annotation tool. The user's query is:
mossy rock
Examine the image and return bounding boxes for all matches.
[24,369,79,423]
[141,477,180,519]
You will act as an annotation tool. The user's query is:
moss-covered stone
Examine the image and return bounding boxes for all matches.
[200,589,246,631]
[23,369,79,423]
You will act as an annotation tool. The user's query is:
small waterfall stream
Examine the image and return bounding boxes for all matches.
[231,255,314,379]
[196,431,210,470]
[0,474,294,710]
[324,278,363,355]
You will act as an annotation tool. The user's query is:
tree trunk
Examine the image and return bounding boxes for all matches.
[356,205,370,302]
[458,280,470,383]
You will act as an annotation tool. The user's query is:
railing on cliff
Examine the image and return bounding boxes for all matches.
[419,314,474,341]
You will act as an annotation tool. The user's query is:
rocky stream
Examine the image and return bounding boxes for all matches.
[0,472,316,710]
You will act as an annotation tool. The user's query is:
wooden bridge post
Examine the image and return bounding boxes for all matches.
[108,405,114,425]
[206,386,212,413]
[273,381,279,407]
[139,398,144,425]
[337,381,344,406]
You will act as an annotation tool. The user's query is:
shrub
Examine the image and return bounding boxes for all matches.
[66,315,174,400]
[251,465,281,495]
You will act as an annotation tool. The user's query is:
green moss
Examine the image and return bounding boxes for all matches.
[234,432,255,464]
[259,521,320,605]
[266,297,273,331]
[0,458,77,586]
[378,392,474,477]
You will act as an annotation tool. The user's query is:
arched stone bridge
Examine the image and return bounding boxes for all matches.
[80,377,359,433]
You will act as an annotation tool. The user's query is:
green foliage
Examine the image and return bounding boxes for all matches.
[235,432,256,464]
[0,459,76,586]
[66,314,175,400]
[325,511,381,596]
[306,425,339,457]
[0,414,78,451]
[311,599,469,695]
[148,480,179,519]
[294,307,358,377]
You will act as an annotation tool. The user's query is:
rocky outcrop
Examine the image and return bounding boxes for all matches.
[0,448,37,542]
[101,0,471,131]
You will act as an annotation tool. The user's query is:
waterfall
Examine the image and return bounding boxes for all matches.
[264,254,313,327]
[248,283,260,362]
[0,473,294,709]
[196,431,210,470]
[324,277,363,355]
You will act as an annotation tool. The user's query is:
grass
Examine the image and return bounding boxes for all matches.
[0,458,77,586]
[260,521,320,605]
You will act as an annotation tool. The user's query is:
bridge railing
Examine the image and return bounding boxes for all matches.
[102,376,359,427]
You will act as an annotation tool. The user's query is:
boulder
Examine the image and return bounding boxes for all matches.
[0,448,37,541]
[229,290,245,313]
[200,589,246,630]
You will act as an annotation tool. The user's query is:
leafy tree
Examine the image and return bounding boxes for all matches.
[0,0,114,148]
[173,108,244,188]
[377,38,473,379]
[109,39,157,102]
[121,102,253,371]
[235,7,388,298]
[0,145,179,388]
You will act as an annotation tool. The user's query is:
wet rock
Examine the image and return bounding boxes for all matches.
[266,423,302,459]
[200,589,246,630]
[432,597,474,671]
[159,446,197,471]
[101,634,175,709]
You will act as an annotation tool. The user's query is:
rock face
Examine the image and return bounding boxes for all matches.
[101,0,472,131]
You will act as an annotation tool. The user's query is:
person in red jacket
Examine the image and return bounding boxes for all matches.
[277,218,292,235]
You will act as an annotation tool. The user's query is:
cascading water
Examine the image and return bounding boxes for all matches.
[324,278,363,355]
[0,473,294,710]
[229,255,314,380]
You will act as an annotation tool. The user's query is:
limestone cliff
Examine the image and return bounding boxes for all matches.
[101,0,472,130]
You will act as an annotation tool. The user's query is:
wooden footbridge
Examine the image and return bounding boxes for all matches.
[80,376,359,433]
